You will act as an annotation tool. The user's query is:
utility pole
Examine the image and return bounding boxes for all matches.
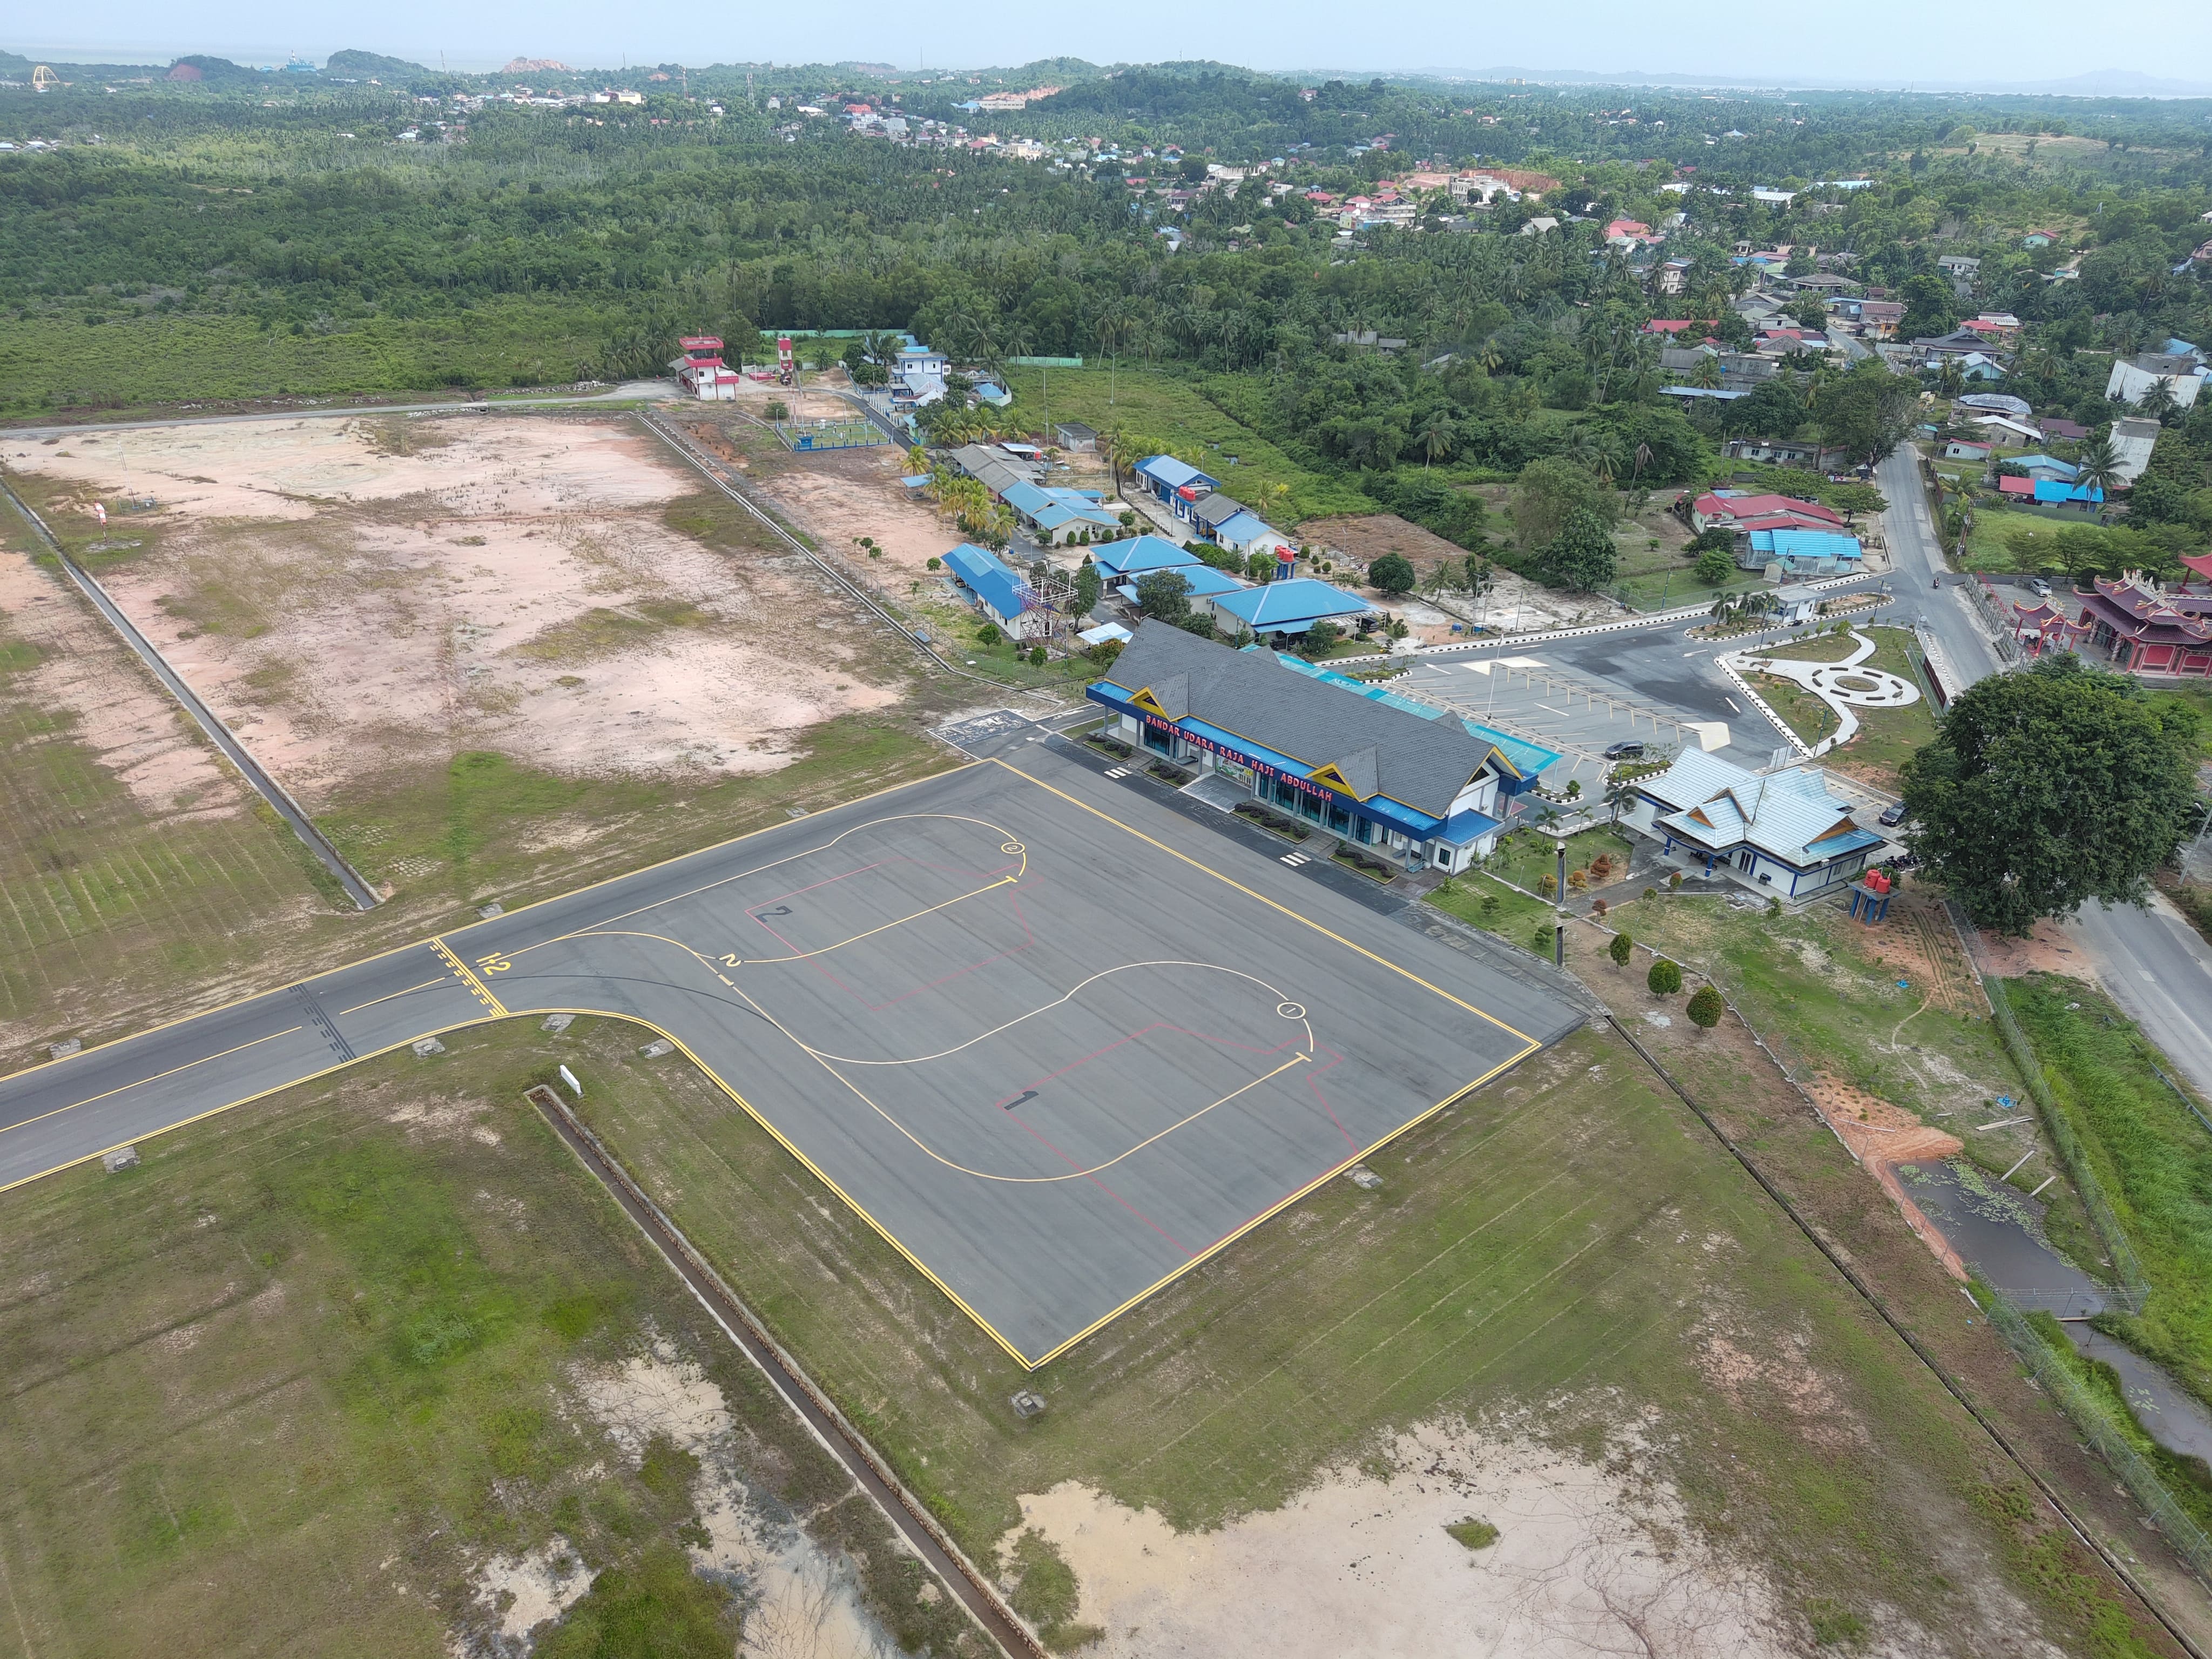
[1555,840,1568,968]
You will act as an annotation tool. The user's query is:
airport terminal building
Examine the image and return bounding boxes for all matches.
[1088,622,1557,872]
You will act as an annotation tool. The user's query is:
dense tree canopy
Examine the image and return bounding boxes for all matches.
[1900,658,2200,935]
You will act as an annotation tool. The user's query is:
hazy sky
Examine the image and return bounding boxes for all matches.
[25,0,2212,87]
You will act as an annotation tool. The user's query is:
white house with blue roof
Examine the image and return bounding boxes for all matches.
[940,543,1045,640]
[1132,456,1222,525]
[1094,535,1205,582]
[1209,577,1374,641]
[999,481,1124,544]
[1618,750,1892,900]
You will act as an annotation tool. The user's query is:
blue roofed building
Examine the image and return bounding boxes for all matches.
[940,543,1045,640]
[1209,578,1374,640]
[1095,534,1205,582]
[1743,528,1864,575]
[1617,750,1892,900]
[1001,481,1125,544]
[1087,621,1559,871]
[1131,455,1222,524]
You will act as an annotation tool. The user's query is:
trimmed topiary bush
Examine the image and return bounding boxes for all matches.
[1647,957,1683,996]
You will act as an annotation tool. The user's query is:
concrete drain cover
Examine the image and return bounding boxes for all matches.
[102,1145,140,1174]
[48,1038,81,1061]
[476,902,505,919]
[638,1038,675,1060]
[1347,1165,1384,1190]
[1009,1390,1048,1420]
[411,1037,447,1057]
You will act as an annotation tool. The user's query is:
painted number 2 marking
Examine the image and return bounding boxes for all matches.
[474,953,512,974]
[721,954,741,967]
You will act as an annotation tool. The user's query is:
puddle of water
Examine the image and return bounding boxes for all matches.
[1900,1159,2212,1466]
[1899,1159,2103,1319]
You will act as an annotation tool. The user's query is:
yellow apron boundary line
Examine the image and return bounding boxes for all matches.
[0,762,980,1094]
[1024,1040,1543,1369]
[989,757,1541,1047]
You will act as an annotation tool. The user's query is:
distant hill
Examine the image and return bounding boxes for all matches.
[164,54,263,85]
[325,49,429,78]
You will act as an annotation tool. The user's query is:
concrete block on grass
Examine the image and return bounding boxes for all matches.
[102,1145,139,1173]
[411,1037,446,1057]
[541,1014,575,1034]
[638,1038,675,1060]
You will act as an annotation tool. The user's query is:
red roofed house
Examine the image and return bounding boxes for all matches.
[1689,492,1845,535]
[2072,573,2212,677]
[1642,319,1712,336]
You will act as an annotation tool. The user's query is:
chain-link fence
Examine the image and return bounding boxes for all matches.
[1979,1287,2212,1581]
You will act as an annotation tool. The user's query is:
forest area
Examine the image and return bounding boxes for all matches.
[4,58,2212,578]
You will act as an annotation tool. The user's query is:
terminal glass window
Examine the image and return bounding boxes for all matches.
[1272,778,1300,811]
[1143,724,1174,755]
[1326,801,1352,836]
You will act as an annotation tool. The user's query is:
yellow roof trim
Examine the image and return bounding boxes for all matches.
[1129,686,1166,716]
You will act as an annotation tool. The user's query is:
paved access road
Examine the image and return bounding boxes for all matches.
[0,738,1581,1367]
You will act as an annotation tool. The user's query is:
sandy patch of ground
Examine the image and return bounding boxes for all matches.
[568,1336,895,1659]
[1294,514,1612,642]
[0,550,247,818]
[1006,1420,1806,1658]
[744,446,963,581]
[14,415,904,807]
[464,1536,596,1645]
[1808,1074,1969,1280]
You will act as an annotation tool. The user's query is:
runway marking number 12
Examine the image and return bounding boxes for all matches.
[475,952,512,974]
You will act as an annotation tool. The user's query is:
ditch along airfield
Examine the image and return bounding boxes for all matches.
[0,752,1579,1365]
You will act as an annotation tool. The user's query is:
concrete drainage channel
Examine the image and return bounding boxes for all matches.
[0,471,380,911]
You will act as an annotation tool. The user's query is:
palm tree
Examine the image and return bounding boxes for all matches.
[1418,408,1455,470]
[1691,353,1724,390]
[2140,377,2179,424]
[2075,435,2122,497]
[1476,338,1505,375]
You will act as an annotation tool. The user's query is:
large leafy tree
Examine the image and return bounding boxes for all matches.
[1540,507,1619,592]
[1133,569,1192,623]
[1900,657,2199,936]
[1897,272,1958,341]
[1510,457,1617,552]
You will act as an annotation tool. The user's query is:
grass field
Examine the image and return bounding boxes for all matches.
[2006,976,2212,1410]
[560,992,2152,1652]
[1606,889,2110,1266]
[999,366,1373,525]
[0,1016,988,1659]
[1960,507,2064,574]
[0,299,631,415]
[0,523,338,1056]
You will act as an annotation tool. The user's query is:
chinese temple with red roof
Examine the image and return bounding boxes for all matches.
[2072,573,2212,677]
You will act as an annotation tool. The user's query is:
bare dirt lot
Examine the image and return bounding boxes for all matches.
[12,414,906,808]
[1296,512,1609,640]
[1009,1424,1796,1658]
[737,441,964,583]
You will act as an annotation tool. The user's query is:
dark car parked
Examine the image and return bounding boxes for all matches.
[1878,802,1908,827]
[1602,741,1647,761]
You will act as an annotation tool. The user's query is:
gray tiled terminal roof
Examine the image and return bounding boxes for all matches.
[1099,621,1498,817]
